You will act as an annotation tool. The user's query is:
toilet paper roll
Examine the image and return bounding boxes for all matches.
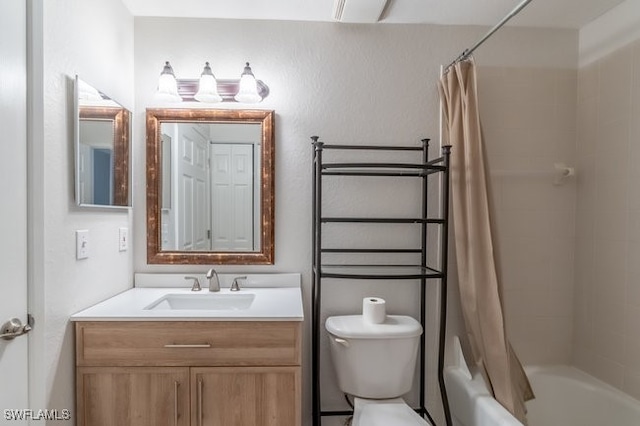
[362,297,386,324]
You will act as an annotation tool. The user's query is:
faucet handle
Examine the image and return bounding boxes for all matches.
[185,276,202,291]
[231,276,247,292]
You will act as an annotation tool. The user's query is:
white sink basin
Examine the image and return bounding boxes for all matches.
[70,274,304,321]
[144,293,256,311]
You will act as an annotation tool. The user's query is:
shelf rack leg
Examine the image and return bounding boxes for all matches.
[439,145,453,426]
[311,136,323,426]
[420,138,430,422]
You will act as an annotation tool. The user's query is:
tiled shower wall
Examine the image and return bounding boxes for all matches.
[476,66,578,365]
[460,39,640,400]
[574,37,640,399]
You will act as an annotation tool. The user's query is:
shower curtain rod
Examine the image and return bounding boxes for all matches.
[445,0,534,71]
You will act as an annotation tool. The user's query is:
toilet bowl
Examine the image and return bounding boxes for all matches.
[352,397,429,426]
[325,314,429,425]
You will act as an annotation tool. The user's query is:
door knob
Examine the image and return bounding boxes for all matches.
[0,317,32,341]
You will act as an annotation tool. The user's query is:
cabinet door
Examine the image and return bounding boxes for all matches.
[191,366,300,426]
[77,367,190,426]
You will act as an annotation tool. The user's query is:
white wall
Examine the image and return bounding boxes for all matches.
[133,18,578,425]
[32,0,134,415]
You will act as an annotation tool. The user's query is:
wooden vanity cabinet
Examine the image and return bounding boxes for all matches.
[76,367,190,426]
[75,321,301,426]
[191,367,300,426]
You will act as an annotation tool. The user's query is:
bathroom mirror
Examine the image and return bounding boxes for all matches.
[146,108,274,264]
[74,76,132,208]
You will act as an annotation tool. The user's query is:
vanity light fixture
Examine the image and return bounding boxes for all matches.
[234,62,262,103]
[155,61,269,103]
[154,61,182,103]
[194,62,222,103]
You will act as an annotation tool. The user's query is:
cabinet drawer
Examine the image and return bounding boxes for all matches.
[76,321,301,367]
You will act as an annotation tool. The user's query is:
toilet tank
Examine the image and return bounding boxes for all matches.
[325,315,423,399]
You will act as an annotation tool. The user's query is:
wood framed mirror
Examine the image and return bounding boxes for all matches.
[146,109,274,264]
[75,76,132,208]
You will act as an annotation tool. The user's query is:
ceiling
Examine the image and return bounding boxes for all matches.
[121,0,625,29]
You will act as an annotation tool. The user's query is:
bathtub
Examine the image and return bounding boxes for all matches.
[445,353,640,425]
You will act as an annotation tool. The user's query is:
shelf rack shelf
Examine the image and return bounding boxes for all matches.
[311,136,452,426]
[316,265,444,280]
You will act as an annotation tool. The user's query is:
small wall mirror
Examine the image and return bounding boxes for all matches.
[146,109,274,265]
[74,76,132,208]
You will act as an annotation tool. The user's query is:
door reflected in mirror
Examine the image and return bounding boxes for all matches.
[74,76,132,208]
[146,109,274,265]
[160,122,261,252]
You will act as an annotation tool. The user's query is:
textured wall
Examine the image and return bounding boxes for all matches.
[35,0,135,414]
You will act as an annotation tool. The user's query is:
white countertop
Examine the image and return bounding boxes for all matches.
[71,278,304,322]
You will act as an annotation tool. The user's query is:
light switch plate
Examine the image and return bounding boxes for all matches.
[119,227,128,252]
[76,230,89,259]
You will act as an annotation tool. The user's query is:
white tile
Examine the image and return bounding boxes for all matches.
[576,97,598,159]
[550,238,576,290]
[573,343,595,372]
[627,210,640,243]
[625,305,640,346]
[578,63,598,102]
[623,369,640,402]
[624,340,640,373]
[591,355,625,389]
[594,303,626,343]
[597,46,633,126]
[626,242,640,308]
[547,286,574,318]
[594,209,628,242]
[595,118,630,179]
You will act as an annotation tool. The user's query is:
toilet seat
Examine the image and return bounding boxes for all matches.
[352,397,430,426]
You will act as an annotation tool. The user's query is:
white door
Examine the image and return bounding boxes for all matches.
[160,133,175,250]
[211,143,254,251]
[176,125,210,251]
[0,0,30,419]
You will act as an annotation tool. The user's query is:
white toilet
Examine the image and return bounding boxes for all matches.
[325,314,429,426]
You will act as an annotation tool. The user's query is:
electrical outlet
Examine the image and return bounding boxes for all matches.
[119,227,128,252]
[76,230,89,259]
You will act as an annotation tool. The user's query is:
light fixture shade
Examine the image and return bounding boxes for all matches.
[194,62,222,103]
[155,61,182,103]
[234,62,262,103]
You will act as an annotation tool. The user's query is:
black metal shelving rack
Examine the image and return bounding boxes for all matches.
[311,137,452,426]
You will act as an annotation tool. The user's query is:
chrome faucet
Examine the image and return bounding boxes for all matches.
[206,268,220,292]
[185,276,202,291]
[231,276,246,292]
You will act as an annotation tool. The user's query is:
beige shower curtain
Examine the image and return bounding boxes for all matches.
[438,59,534,424]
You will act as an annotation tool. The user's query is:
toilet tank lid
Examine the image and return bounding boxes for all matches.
[325,315,423,339]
